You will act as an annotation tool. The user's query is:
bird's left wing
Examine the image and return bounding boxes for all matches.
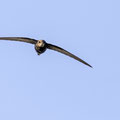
[0,37,37,44]
[46,43,92,68]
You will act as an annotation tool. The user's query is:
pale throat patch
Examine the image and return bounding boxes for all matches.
[37,40,44,47]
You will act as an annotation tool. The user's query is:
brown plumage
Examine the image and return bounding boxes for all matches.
[0,37,92,68]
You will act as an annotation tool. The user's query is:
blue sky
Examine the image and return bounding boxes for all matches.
[0,0,120,120]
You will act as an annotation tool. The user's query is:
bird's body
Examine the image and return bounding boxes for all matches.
[0,37,92,68]
[35,40,47,55]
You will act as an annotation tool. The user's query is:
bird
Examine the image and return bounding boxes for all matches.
[0,37,92,68]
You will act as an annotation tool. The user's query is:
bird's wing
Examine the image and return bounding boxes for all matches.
[46,43,92,68]
[0,37,37,44]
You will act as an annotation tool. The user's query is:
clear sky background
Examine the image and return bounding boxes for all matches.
[0,0,119,120]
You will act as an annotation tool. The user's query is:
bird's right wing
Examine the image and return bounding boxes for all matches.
[0,37,37,44]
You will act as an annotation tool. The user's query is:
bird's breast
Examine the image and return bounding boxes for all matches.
[35,46,47,54]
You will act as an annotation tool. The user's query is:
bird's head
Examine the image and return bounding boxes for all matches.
[35,40,47,55]
[36,40,46,47]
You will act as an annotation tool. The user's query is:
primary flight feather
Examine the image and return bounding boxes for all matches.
[0,37,92,68]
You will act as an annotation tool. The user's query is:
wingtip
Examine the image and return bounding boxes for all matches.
[90,65,93,68]
[88,64,93,68]
[84,62,93,68]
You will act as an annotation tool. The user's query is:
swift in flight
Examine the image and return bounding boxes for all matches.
[0,37,92,67]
